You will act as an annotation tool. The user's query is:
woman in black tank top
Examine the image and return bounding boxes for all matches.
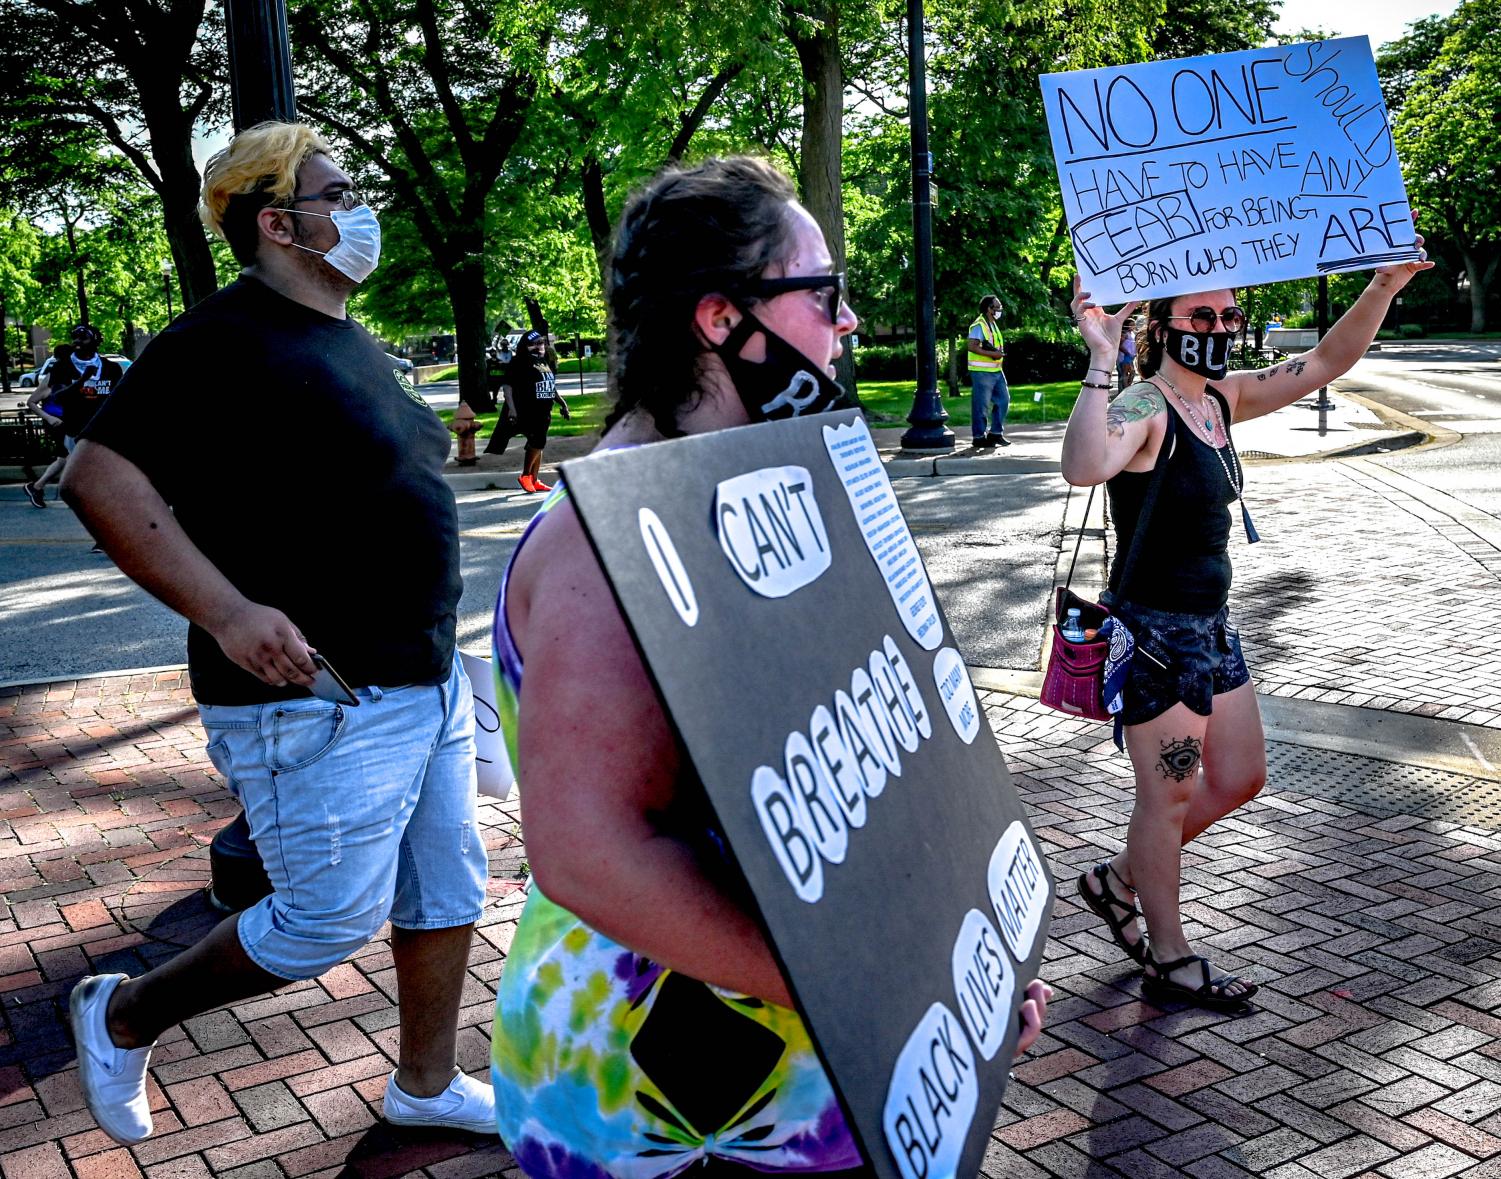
[1060,252,1432,1013]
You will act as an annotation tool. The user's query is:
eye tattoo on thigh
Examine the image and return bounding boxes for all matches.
[1157,736,1202,782]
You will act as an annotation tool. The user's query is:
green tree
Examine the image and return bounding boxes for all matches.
[1151,0,1278,59]
[842,0,1161,362]
[547,1,773,293]
[0,210,40,390]
[0,0,225,309]
[1392,0,1501,331]
[290,0,546,411]
[19,168,173,355]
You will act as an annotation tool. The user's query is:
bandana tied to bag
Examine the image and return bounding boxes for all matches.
[1099,616,1134,715]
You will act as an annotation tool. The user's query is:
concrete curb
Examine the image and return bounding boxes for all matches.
[1343,388,1461,451]
[0,663,190,692]
[12,657,1497,789]
[968,663,1501,785]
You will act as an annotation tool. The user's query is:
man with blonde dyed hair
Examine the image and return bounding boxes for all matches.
[60,123,495,1145]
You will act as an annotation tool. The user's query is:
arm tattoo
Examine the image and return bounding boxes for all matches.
[1286,357,1307,376]
[1255,365,1279,382]
[1157,736,1202,782]
[1104,388,1166,439]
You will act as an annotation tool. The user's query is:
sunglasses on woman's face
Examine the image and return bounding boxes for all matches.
[1168,306,1246,333]
[744,272,847,324]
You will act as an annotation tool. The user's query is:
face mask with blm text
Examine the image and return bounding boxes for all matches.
[1163,327,1232,380]
[713,308,851,423]
[292,204,382,283]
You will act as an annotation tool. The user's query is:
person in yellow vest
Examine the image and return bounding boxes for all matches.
[967,294,1010,448]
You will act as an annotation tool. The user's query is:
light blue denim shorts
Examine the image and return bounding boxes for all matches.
[200,655,488,981]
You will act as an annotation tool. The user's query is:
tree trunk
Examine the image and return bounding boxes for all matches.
[443,253,495,414]
[946,336,958,396]
[162,179,216,310]
[1039,213,1068,292]
[61,217,89,325]
[786,2,856,399]
[131,24,217,308]
[1458,247,1497,334]
[580,155,613,295]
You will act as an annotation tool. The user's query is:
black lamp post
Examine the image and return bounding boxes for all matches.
[209,0,299,914]
[899,0,953,451]
[225,0,297,128]
[160,259,175,324]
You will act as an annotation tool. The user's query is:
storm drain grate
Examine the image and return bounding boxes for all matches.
[1267,740,1501,830]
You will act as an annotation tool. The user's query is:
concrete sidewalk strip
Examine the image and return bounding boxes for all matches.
[4,674,1500,1178]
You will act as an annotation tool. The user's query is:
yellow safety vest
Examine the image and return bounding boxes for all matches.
[969,317,1004,372]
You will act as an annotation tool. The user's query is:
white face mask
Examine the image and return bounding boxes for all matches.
[290,204,381,283]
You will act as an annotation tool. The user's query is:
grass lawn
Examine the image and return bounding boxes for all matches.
[435,378,1083,438]
[856,379,1080,429]
[437,393,611,439]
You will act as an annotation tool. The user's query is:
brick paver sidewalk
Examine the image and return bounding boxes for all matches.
[4,676,1501,1178]
[1205,462,1501,728]
[0,674,523,1179]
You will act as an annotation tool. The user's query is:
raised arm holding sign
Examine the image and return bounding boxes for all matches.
[490,156,1050,1179]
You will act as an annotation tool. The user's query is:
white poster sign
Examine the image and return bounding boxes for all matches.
[459,650,515,800]
[1040,37,1420,305]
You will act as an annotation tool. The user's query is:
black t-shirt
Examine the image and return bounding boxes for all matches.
[48,349,124,437]
[83,276,462,704]
[505,354,556,416]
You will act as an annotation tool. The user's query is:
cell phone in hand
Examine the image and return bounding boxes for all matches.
[309,653,359,706]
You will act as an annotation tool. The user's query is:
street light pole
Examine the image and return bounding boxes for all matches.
[161,259,175,325]
[225,0,297,129]
[1316,275,1329,435]
[899,0,952,451]
[1,290,11,398]
[210,0,298,913]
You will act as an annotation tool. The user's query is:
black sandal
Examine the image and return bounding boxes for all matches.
[1143,953,1258,1012]
[1076,862,1150,966]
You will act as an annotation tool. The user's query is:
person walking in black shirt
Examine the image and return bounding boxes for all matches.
[23,325,123,508]
[506,329,569,492]
[59,121,493,1146]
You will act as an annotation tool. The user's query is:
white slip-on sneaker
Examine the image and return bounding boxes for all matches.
[69,974,156,1144]
[382,1069,497,1135]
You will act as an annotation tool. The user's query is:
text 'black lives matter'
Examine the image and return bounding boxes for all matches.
[560,410,1053,1179]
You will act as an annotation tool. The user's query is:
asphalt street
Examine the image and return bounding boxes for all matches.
[0,471,1069,685]
[1353,340,1501,518]
[3,341,1499,686]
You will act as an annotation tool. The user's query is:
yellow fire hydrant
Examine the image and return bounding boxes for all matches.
[449,401,481,465]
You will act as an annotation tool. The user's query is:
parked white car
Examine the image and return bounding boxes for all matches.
[18,357,56,388]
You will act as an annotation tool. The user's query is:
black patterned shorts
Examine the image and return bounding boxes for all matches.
[1112,601,1251,727]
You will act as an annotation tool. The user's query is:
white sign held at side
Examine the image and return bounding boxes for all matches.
[458,651,514,801]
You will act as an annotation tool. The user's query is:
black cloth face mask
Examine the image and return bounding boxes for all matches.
[713,308,851,422]
[1163,327,1232,380]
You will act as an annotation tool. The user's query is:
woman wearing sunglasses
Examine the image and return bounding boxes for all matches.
[489,155,1052,1177]
[1062,251,1431,1012]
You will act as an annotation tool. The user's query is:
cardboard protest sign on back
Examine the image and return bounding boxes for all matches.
[1040,37,1420,305]
[561,409,1053,1179]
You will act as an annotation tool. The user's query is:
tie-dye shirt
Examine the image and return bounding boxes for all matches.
[490,486,863,1178]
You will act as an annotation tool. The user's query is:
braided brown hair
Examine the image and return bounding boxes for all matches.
[603,156,798,438]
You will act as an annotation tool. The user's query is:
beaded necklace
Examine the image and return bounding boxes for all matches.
[1154,372,1260,544]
